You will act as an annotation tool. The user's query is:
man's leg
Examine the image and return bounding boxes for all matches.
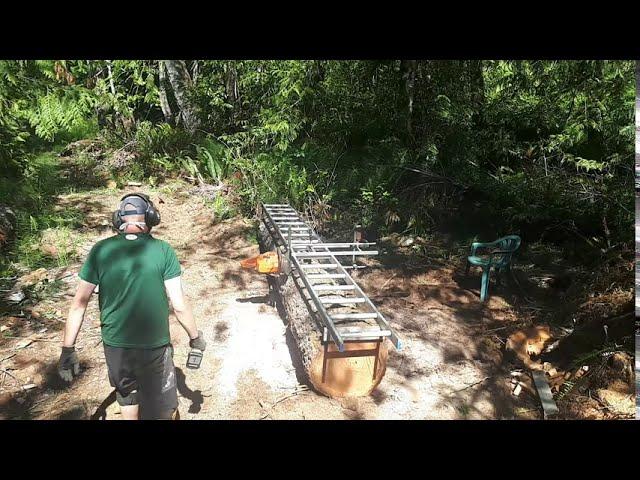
[104,345,140,420]
[120,405,139,420]
[138,344,179,420]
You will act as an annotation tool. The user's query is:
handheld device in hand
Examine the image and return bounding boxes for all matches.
[186,349,203,369]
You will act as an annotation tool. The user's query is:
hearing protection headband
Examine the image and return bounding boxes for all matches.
[112,193,161,231]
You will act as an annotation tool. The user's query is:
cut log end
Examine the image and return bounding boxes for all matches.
[309,340,388,398]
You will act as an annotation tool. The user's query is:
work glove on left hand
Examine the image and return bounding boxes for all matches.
[189,330,206,351]
[58,346,80,382]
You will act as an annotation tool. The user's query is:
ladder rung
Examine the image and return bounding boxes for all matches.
[307,274,346,279]
[299,263,340,269]
[339,330,391,339]
[320,297,365,304]
[331,313,379,320]
[290,240,320,244]
[293,251,378,257]
[312,285,355,291]
[292,242,376,249]
[275,221,306,225]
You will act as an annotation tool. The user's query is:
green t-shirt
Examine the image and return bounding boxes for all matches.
[79,233,182,349]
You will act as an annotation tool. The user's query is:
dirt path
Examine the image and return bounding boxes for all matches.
[0,181,539,420]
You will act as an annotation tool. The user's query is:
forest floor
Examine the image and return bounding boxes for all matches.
[0,155,634,420]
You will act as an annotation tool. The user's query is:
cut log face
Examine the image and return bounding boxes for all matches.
[310,340,388,398]
[258,221,388,398]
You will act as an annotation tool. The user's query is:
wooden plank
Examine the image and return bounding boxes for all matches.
[531,370,559,419]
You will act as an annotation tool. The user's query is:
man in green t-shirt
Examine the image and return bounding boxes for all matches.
[57,193,206,420]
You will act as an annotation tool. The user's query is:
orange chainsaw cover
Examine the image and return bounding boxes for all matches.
[240,251,280,274]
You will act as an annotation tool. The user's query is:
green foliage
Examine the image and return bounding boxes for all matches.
[206,194,235,221]
[135,121,191,161]
[0,151,86,274]
[195,138,228,184]
[25,89,95,141]
[0,59,633,257]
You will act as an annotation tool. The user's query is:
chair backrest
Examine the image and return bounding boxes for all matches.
[491,235,521,268]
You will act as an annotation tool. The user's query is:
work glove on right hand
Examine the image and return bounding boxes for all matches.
[189,330,206,351]
[58,346,80,382]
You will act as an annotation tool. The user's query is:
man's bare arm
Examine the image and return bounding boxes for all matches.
[164,276,198,340]
[62,279,96,347]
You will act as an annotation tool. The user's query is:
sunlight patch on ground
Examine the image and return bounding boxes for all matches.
[213,296,299,401]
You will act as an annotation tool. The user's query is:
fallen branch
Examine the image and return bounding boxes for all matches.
[450,377,491,394]
[379,273,398,290]
[4,336,59,343]
[259,385,310,420]
[0,353,17,363]
[0,368,22,387]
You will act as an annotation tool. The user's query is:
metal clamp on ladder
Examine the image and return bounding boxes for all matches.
[260,202,403,353]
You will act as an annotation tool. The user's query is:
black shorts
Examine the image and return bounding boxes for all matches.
[104,343,178,420]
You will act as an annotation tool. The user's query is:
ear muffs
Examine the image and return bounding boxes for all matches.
[112,193,161,231]
[144,198,161,227]
[112,209,124,231]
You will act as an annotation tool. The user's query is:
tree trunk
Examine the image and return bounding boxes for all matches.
[106,60,116,96]
[162,60,200,134]
[258,222,388,398]
[158,61,174,125]
[403,60,417,138]
[636,61,639,170]
[191,60,199,85]
[225,62,239,128]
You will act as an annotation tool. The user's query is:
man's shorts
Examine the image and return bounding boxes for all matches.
[103,343,178,420]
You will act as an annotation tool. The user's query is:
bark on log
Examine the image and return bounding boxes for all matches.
[258,221,388,398]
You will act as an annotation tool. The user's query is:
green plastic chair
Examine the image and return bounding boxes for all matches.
[465,235,521,302]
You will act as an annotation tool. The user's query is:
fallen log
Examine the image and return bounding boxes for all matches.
[258,222,388,398]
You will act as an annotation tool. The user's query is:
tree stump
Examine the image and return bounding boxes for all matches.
[258,222,388,398]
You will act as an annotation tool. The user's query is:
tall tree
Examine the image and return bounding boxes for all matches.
[162,60,200,134]
[224,61,239,128]
[402,60,417,139]
[157,61,174,125]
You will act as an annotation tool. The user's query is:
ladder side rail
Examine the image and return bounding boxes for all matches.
[261,204,346,351]
[298,229,402,350]
[264,203,402,350]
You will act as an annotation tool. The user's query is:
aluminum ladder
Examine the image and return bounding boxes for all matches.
[261,202,402,353]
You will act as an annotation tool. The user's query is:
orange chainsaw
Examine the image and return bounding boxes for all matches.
[240,251,282,274]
